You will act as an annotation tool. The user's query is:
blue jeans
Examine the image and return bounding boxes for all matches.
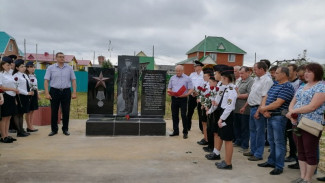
[267,115,287,170]
[234,113,250,149]
[249,107,266,158]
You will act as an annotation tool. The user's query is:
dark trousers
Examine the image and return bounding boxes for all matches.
[207,114,214,149]
[50,88,71,132]
[186,95,199,131]
[197,102,203,131]
[233,113,250,149]
[285,119,297,158]
[171,97,188,134]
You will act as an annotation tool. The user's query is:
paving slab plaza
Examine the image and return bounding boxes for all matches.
[0,119,324,183]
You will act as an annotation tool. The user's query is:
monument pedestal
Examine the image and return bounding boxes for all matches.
[86,115,166,136]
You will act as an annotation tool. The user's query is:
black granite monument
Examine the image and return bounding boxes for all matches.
[86,56,166,136]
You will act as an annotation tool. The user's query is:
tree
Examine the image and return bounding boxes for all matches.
[102,59,113,68]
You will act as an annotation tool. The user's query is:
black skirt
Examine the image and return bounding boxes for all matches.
[16,94,31,114]
[1,93,17,117]
[29,91,39,111]
[201,108,207,122]
[218,110,234,141]
[212,108,222,133]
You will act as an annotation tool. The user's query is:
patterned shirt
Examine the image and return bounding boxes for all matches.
[294,82,325,125]
[266,81,295,113]
[234,76,254,115]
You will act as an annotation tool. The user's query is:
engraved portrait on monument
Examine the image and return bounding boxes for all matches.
[117,56,139,116]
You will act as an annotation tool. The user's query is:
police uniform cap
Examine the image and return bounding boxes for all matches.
[14,59,25,66]
[194,60,204,67]
[1,56,13,63]
[25,61,34,67]
[220,66,234,76]
[8,55,17,60]
[213,64,228,72]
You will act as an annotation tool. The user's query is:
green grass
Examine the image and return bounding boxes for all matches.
[38,92,199,120]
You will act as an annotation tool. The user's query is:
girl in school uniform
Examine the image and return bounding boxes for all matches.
[215,66,238,170]
[12,59,34,137]
[25,61,39,132]
[0,57,19,143]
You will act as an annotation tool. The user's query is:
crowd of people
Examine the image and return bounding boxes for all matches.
[0,52,77,143]
[168,60,325,182]
[0,55,39,143]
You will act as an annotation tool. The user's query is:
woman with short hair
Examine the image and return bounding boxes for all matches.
[286,63,325,183]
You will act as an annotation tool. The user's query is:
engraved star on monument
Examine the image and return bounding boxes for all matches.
[93,71,109,88]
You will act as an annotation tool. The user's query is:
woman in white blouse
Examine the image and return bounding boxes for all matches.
[12,59,34,137]
[0,57,19,143]
[25,61,39,132]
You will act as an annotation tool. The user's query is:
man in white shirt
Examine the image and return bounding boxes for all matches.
[244,62,274,161]
[187,60,204,131]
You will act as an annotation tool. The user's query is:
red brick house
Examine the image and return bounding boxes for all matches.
[177,36,246,75]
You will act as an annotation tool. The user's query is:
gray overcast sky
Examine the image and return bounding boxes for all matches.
[1,0,325,66]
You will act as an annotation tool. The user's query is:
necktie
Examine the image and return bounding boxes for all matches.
[22,74,31,92]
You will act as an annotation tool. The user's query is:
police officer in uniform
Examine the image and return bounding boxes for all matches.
[187,60,204,131]
[215,66,237,170]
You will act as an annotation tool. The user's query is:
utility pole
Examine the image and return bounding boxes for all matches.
[24,39,26,60]
[108,40,113,58]
[204,35,207,57]
[36,44,38,69]
[152,45,154,57]
[93,51,95,65]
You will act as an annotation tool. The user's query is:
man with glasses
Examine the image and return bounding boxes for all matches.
[44,52,77,136]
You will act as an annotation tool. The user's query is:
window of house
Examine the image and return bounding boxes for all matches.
[228,54,236,62]
[9,43,13,51]
[210,53,217,61]
[218,43,225,50]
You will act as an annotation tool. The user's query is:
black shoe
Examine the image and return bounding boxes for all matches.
[216,161,232,170]
[48,131,58,136]
[197,139,208,145]
[317,177,325,182]
[205,153,221,160]
[248,156,263,161]
[17,132,29,137]
[243,152,254,156]
[288,162,300,169]
[284,156,296,162]
[1,137,13,143]
[27,128,38,132]
[183,134,188,139]
[63,131,70,136]
[269,168,283,175]
[8,129,17,133]
[7,136,17,141]
[203,146,213,152]
[258,162,275,168]
[169,132,179,136]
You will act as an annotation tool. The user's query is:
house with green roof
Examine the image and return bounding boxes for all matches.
[177,36,246,75]
[0,31,23,59]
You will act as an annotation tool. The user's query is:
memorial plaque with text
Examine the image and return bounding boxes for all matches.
[141,70,166,116]
[87,67,114,114]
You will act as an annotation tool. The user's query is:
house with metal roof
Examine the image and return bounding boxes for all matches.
[0,31,24,59]
[25,52,76,69]
[177,36,246,75]
[75,60,92,71]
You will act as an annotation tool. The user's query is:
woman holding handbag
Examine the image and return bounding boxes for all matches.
[286,62,325,183]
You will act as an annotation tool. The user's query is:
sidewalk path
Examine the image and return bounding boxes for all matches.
[0,119,324,183]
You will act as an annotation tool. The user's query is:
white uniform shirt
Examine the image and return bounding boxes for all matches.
[28,74,38,90]
[220,83,238,120]
[189,71,204,89]
[0,71,17,96]
[12,72,31,95]
[207,81,226,114]
[247,74,274,106]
